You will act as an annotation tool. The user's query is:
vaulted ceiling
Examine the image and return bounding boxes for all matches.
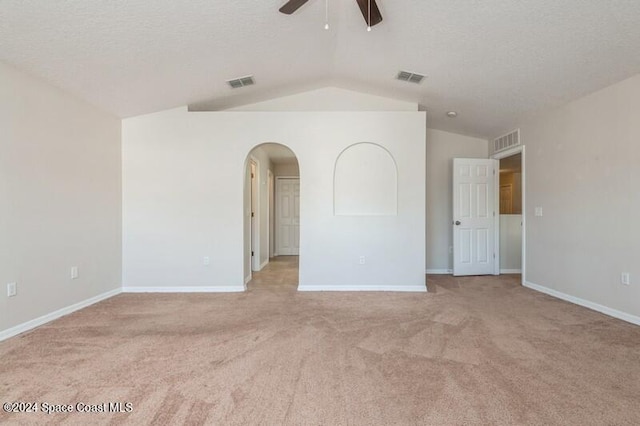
[2,1,640,138]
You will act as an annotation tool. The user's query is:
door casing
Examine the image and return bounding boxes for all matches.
[491,145,526,285]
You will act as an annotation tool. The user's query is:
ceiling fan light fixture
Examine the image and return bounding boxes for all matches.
[280,0,382,28]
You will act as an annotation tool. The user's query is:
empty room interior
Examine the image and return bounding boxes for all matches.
[1,1,639,424]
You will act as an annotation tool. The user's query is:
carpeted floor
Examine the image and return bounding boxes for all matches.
[1,256,639,425]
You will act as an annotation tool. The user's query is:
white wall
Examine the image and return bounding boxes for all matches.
[123,108,426,291]
[334,143,398,216]
[426,129,488,272]
[227,87,418,112]
[517,73,640,319]
[0,62,121,337]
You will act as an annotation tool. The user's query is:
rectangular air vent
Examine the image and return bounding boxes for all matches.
[227,75,255,89]
[493,129,521,153]
[396,70,425,84]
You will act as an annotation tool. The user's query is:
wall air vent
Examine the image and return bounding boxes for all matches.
[493,129,521,153]
[227,75,255,89]
[396,70,425,84]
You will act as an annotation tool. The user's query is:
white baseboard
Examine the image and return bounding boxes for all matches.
[524,281,640,326]
[0,287,122,342]
[426,269,452,275]
[258,259,269,271]
[298,285,427,292]
[123,286,245,293]
[501,269,522,274]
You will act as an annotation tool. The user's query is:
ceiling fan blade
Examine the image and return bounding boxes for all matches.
[279,0,310,15]
[355,0,383,26]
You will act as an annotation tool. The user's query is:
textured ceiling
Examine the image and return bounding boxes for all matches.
[2,0,640,138]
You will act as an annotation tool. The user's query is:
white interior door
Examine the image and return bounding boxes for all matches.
[453,158,498,276]
[276,178,300,255]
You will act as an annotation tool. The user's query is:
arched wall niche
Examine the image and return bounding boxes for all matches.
[334,142,398,216]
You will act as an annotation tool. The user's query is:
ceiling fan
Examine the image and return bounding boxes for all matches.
[279,0,383,28]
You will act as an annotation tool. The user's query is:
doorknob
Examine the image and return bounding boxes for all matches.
[454,220,461,226]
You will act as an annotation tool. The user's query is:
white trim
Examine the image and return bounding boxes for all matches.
[524,281,640,326]
[249,156,260,272]
[500,269,522,274]
[0,288,121,342]
[123,286,245,293]
[268,169,274,259]
[492,145,526,285]
[493,159,500,275]
[244,275,251,285]
[298,285,427,292]
[258,259,269,271]
[426,269,452,274]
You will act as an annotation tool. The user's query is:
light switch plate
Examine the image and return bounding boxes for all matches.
[621,273,630,285]
[7,282,17,297]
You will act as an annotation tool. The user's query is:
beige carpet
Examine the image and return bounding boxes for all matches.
[1,257,639,425]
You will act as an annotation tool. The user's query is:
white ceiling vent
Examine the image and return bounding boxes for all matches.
[227,75,255,89]
[396,70,425,84]
[493,129,521,153]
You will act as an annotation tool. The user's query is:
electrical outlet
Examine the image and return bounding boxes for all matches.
[621,273,630,286]
[359,256,366,265]
[7,282,17,297]
[70,266,79,280]
[203,256,211,266]
[535,207,543,217]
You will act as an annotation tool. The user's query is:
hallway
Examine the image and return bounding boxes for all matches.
[248,256,299,291]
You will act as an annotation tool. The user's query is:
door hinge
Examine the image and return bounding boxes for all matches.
[251,173,254,178]
[251,212,254,217]
[493,253,496,259]
[251,251,254,257]
[493,211,495,217]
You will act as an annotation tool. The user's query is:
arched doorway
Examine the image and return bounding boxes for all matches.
[243,143,300,288]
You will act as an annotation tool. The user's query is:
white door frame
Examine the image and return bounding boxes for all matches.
[243,158,252,285]
[250,157,260,272]
[275,176,300,256]
[268,170,274,258]
[491,145,526,285]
